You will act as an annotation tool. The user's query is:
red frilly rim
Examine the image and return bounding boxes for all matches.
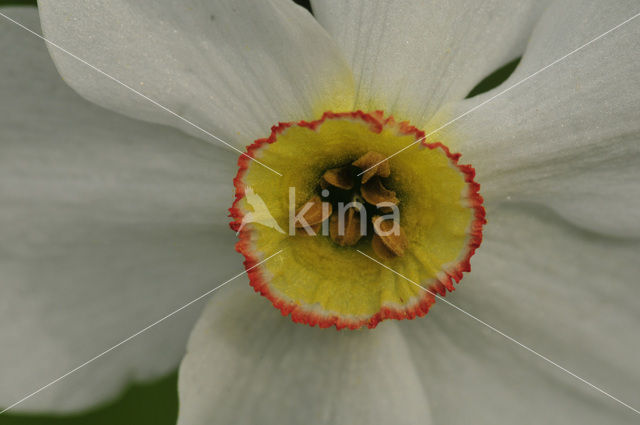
[229,110,486,330]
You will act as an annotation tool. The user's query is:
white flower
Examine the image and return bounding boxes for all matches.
[1,1,639,424]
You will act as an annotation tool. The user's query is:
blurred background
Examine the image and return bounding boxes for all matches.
[0,0,517,423]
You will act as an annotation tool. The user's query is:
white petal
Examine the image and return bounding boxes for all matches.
[310,0,546,126]
[178,283,432,425]
[0,7,240,412]
[435,0,640,236]
[401,205,640,424]
[38,0,354,147]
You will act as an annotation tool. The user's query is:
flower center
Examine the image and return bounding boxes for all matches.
[231,111,485,329]
[294,151,408,259]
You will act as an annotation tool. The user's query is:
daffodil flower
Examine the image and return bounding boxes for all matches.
[1,1,639,424]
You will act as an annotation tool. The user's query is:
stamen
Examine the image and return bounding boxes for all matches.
[329,207,364,246]
[352,151,390,183]
[323,166,354,190]
[360,176,399,206]
[372,216,408,258]
[294,195,332,232]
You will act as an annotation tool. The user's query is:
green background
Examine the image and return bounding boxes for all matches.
[0,1,517,423]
